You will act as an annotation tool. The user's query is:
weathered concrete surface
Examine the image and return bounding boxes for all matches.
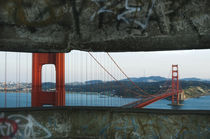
[0,0,210,52]
[0,107,210,138]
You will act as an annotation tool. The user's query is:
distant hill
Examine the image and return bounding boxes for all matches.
[40,77,210,87]
[85,80,103,85]
[181,78,204,82]
[122,76,168,82]
[42,82,55,86]
[68,82,84,86]
[122,76,210,83]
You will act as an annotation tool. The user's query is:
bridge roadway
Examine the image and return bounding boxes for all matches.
[0,107,210,138]
[123,92,176,108]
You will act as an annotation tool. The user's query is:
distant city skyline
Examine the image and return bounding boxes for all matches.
[1,49,210,83]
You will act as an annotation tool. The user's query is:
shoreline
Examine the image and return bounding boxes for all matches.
[184,93,210,100]
[1,92,210,100]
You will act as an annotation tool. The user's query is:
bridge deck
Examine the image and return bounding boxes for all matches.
[123,92,176,108]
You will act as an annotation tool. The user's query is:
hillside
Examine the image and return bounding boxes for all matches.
[183,86,210,99]
[2,76,210,99]
[66,80,210,99]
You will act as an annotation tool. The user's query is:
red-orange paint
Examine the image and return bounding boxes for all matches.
[32,53,65,106]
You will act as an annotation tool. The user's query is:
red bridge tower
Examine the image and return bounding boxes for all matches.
[171,65,181,105]
[32,53,65,107]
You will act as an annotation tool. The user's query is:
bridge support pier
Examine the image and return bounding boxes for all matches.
[32,53,65,107]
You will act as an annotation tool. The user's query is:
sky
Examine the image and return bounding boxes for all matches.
[0,49,210,83]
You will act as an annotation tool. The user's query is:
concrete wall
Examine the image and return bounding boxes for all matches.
[0,0,210,52]
[0,107,210,138]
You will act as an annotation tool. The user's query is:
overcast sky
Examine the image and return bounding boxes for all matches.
[0,49,210,83]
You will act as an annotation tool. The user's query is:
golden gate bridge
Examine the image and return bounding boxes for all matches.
[0,52,183,108]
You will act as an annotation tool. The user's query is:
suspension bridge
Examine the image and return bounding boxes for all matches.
[0,52,183,108]
[0,0,209,137]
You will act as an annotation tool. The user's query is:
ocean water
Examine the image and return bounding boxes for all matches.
[145,95,210,110]
[0,92,210,110]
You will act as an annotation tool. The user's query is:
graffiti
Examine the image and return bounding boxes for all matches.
[15,0,69,27]
[1,0,210,53]
[192,14,210,27]
[89,0,208,34]
[111,117,142,138]
[192,0,207,10]
[0,117,18,138]
[80,113,210,138]
[117,0,156,30]
[90,0,156,30]
[1,110,210,138]
[155,0,174,33]
[90,0,113,21]
[174,20,189,32]
[0,113,51,138]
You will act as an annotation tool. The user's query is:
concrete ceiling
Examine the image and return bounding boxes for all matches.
[0,0,209,52]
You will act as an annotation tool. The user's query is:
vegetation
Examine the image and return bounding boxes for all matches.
[65,80,210,98]
[2,77,210,99]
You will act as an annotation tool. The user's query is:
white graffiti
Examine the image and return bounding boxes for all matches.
[174,20,189,32]
[90,0,156,30]
[192,14,210,27]
[90,0,113,21]
[117,0,156,29]
[192,0,207,10]
[0,113,51,138]
[156,0,174,33]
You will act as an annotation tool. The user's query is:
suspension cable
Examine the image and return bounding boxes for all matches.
[135,69,174,102]
[4,52,7,107]
[16,53,18,107]
[88,52,147,97]
[26,54,28,107]
[106,52,157,97]
[19,53,21,107]
[150,69,172,96]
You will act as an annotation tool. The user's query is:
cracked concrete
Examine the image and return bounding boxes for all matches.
[0,0,209,52]
[0,107,210,138]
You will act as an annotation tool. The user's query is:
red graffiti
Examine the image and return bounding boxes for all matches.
[0,118,18,139]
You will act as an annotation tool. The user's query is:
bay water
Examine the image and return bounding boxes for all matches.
[0,92,209,110]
